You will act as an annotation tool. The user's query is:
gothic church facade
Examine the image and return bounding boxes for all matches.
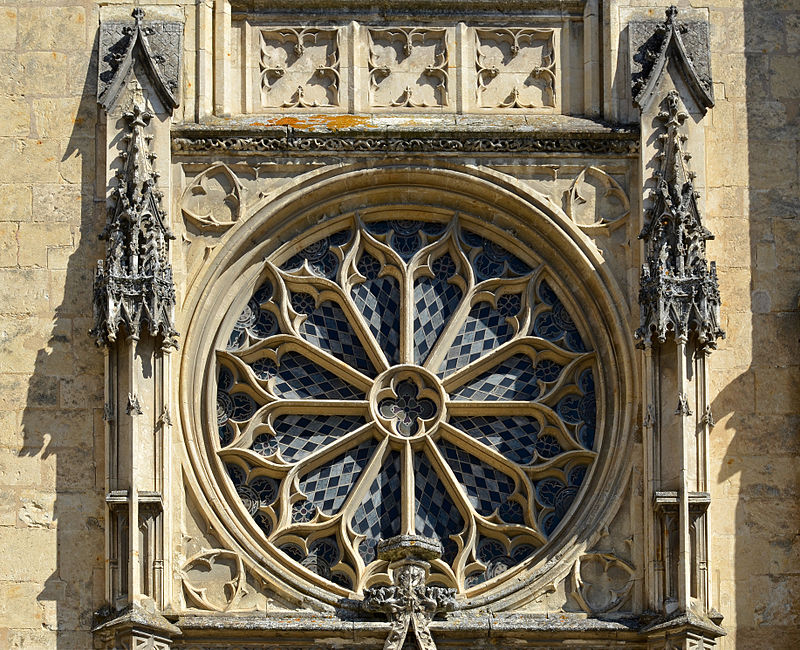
[0,1,796,649]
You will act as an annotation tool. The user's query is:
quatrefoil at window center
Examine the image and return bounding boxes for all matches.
[370,366,446,439]
[379,380,438,436]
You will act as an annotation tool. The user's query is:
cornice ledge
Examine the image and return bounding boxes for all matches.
[173,612,643,633]
[639,610,726,638]
[93,602,182,637]
[232,0,588,13]
[172,117,639,156]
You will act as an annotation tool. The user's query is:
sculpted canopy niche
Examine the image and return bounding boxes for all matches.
[180,165,634,610]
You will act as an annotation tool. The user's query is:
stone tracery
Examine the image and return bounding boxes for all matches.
[214,214,599,594]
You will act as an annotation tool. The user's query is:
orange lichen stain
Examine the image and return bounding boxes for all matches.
[248,114,377,131]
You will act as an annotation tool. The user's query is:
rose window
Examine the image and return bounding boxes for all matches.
[216,215,597,594]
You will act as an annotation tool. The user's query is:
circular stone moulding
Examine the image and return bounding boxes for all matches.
[184,169,634,611]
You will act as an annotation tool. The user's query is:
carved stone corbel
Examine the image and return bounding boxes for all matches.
[93,602,180,650]
[362,535,456,650]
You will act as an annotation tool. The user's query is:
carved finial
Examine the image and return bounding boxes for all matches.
[701,405,715,427]
[126,393,143,416]
[635,92,724,350]
[91,93,178,349]
[158,406,172,427]
[363,536,456,650]
[132,7,145,24]
[675,393,692,417]
[665,5,679,23]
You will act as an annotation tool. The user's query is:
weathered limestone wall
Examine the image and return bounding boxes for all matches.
[0,1,796,648]
[0,1,105,647]
[705,0,800,646]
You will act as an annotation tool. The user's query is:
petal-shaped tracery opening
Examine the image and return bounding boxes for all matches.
[298,439,377,516]
[413,254,463,365]
[251,350,366,400]
[437,297,521,377]
[436,440,520,522]
[270,414,368,463]
[351,452,403,564]
[413,451,466,564]
[350,252,402,366]
[290,293,376,376]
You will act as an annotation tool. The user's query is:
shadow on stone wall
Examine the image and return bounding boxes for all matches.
[19,31,106,648]
[713,0,800,647]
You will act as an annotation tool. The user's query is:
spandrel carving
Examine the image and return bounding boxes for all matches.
[181,549,273,613]
[368,28,449,108]
[259,28,341,108]
[563,166,630,230]
[570,552,635,614]
[181,163,244,230]
[475,28,556,109]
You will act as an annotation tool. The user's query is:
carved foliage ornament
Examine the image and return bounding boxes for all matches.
[368,28,448,108]
[363,537,456,650]
[475,28,556,109]
[91,103,178,349]
[635,91,723,349]
[172,133,639,155]
[259,28,341,108]
[98,9,182,111]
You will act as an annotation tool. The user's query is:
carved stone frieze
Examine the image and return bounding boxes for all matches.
[362,536,456,650]
[368,28,449,108]
[635,91,723,349]
[98,8,183,111]
[91,102,178,348]
[475,28,556,109]
[630,6,713,113]
[172,132,639,156]
[259,28,341,108]
[571,552,635,614]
